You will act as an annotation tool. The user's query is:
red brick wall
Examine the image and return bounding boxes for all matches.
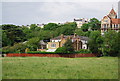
[6,53,100,58]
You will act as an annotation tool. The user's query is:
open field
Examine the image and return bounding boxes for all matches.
[2,57,118,79]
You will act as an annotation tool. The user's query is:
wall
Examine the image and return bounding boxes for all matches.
[47,42,60,49]
[6,53,100,58]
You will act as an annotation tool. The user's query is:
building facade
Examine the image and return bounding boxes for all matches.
[101,8,120,35]
[38,34,89,52]
[74,18,89,28]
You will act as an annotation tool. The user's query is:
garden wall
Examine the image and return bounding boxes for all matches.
[6,53,100,58]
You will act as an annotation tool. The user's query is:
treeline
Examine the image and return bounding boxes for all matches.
[1,18,120,56]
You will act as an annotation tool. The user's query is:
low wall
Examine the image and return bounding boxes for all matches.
[6,53,100,58]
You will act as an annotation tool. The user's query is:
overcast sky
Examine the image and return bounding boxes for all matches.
[2,0,119,25]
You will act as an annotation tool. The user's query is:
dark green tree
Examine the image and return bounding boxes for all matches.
[102,31,119,56]
[2,24,26,46]
[26,37,40,51]
[81,23,89,32]
[74,28,85,36]
[64,39,74,53]
[89,18,101,30]
[57,22,77,35]
[88,31,103,53]
[30,24,38,31]
[43,23,59,30]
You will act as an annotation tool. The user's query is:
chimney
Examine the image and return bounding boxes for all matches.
[61,34,64,40]
[74,33,77,38]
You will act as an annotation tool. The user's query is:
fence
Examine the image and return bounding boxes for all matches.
[6,53,100,58]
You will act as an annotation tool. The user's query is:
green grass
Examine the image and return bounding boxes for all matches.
[2,57,118,79]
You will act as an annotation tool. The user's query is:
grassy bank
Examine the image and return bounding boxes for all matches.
[2,57,118,79]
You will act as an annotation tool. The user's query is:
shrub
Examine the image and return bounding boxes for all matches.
[76,49,92,54]
[26,51,56,54]
[55,47,67,54]
[64,39,74,53]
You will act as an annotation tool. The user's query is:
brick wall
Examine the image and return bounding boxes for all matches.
[6,53,100,58]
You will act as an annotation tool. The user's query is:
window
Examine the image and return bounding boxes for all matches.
[104,20,108,22]
[104,24,106,28]
[51,44,56,48]
[116,24,118,28]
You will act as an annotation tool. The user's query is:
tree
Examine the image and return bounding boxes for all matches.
[102,31,119,56]
[2,24,26,46]
[26,37,40,51]
[56,22,77,35]
[81,23,89,32]
[43,23,59,30]
[88,18,101,30]
[2,43,27,53]
[55,47,67,54]
[2,30,11,47]
[30,24,38,31]
[74,28,85,36]
[88,31,103,53]
[64,39,74,53]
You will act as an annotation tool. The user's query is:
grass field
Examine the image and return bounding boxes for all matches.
[2,57,118,79]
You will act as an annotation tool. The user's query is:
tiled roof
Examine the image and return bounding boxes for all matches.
[109,8,117,15]
[111,18,120,24]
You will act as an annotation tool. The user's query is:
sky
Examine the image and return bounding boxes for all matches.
[1,0,120,25]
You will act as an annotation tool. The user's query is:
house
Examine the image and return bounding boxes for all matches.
[39,34,89,52]
[74,18,89,28]
[101,8,120,35]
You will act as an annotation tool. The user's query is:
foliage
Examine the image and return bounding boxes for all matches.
[56,22,77,35]
[55,47,67,54]
[74,28,85,36]
[76,49,92,54]
[64,39,74,53]
[30,24,39,31]
[2,24,26,46]
[81,23,89,32]
[102,31,119,56]
[43,23,59,30]
[88,31,103,53]
[88,18,101,30]
[26,51,56,54]
[26,37,40,51]
[2,43,27,54]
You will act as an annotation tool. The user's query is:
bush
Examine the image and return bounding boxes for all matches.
[55,47,67,54]
[2,43,27,54]
[76,49,92,54]
[26,51,56,54]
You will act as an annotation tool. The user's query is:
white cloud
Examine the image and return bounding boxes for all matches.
[2,2,119,25]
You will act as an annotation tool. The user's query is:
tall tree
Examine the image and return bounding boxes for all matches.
[64,39,74,53]
[88,31,103,53]
[102,31,119,56]
[2,24,26,46]
[89,18,101,30]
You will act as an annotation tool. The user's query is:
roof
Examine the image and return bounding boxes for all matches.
[109,8,117,15]
[51,35,89,41]
[111,18,120,24]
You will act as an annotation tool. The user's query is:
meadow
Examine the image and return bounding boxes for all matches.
[2,57,118,79]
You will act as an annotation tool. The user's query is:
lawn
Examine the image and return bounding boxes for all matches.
[2,57,118,79]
